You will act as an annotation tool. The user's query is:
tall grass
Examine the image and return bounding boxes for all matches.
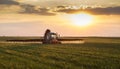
[0,43,120,69]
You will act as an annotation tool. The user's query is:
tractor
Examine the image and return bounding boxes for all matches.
[42,29,61,44]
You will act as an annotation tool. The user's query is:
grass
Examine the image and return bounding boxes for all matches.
[0,37,120,69]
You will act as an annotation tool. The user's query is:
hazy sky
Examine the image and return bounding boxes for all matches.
[0,0,120,37]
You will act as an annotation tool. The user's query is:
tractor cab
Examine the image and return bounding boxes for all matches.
[50,33,58,39]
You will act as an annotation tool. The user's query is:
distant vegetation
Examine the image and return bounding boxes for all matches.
[0,37,120,69]
[0,36,120,43]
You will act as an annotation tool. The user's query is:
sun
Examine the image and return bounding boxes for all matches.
[69,13,93,26]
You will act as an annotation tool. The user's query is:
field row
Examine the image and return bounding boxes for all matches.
[0,43,120,69]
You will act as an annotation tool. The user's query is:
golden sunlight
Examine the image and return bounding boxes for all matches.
[25,0,39,2]
[69,13,94,26]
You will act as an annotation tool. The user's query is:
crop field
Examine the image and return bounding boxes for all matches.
[0,37,120,69]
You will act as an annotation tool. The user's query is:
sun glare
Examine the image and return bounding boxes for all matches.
[69,13,94,26]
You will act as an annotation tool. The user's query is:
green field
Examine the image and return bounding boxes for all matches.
[0,37,120,69]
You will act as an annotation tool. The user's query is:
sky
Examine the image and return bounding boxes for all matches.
[0,0,120,37]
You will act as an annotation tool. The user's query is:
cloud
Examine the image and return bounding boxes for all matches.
[20,4,56,16]
[38,8,56,16]
[57,5,67,8]
[0,0,19,5]
[85,6,120,15]
[20,4,36,13]
[57,9,80,14]
[56,6,120,15]
[1,1,119,16]
[0,1,56,16]
[0,5,22,13]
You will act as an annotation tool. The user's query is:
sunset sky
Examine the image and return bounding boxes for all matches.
[0,0,120,37]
